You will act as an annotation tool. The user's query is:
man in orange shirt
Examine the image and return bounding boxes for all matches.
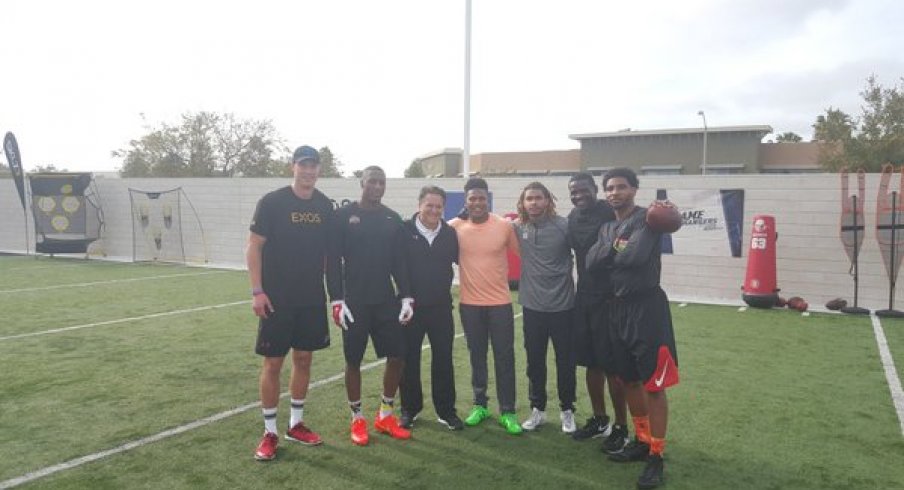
[449,178,523,435]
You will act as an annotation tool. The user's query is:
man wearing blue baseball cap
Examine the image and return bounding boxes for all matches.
[247,145,336,461]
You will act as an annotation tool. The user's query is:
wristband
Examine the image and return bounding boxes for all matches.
[251,287,265,296]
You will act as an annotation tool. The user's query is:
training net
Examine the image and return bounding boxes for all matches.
[129,187,208,264]
[28,172,105,255]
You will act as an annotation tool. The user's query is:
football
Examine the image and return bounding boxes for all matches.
[825,298,847,311]
[645,201,682,233]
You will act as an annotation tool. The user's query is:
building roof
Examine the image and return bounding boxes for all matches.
[569,125,773,140]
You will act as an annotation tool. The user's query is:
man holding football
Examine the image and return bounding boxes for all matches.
[587,167,680,489]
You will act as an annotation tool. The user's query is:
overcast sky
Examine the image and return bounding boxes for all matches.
[1,0,902,176]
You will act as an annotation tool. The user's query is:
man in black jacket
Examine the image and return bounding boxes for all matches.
[398,186,463,430]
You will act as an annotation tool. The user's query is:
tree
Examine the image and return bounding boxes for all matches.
[318,146,343,177]
[115,112,288,177]
[813,76,904,171]
[33,164,68,172]
[404,158,425,178]
[352,169,364,179]
[775,132,803,143]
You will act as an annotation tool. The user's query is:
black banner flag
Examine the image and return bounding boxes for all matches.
[4,132,27,210]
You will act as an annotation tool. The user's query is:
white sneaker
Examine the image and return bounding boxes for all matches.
[560,409,576,434]
[521,408,546,431]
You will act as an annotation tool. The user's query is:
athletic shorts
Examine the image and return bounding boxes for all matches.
[255,305,330,357]
[607,287,679,392]
[342,302,405,366]
[572,295,613,370]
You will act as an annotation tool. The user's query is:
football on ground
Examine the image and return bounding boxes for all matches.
[646,201,682,233]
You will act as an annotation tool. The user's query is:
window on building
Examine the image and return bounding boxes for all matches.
[641,165,683,176]
[706,164,745,175]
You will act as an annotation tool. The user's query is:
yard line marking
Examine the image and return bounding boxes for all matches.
[0,270,232,294]
[870,314,904,436]
[0,301,250,342]
[4,263,103,272]
[1,260,155,272]
[0,311,523,488]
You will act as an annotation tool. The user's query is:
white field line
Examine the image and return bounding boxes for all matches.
[869,314,904,436]
[0,311,523,488]
[0,271,231,294]
[0,301,250,342]
[3,263,110,272]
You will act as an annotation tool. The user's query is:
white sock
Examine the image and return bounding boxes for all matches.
[349,400,364,420]
[290,398,305,427]
[262,407,278,435]
[379,395,394,419]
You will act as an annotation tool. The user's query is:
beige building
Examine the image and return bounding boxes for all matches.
[416,125,823,177]
[570,125,772,175]
[757,141,821,173]
[417,148,463,178]
[469,149,580,176]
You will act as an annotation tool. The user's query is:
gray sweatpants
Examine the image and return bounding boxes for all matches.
[459,303,516,413]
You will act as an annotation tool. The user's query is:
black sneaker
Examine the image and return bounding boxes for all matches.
[399,411,418,430]
[437,413,465,431]
[608,438,650,463]
[572,415,611,441]
[602,423,629,454]
[637,454,664,489]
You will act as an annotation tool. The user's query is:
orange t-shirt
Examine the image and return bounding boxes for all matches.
[450,214,520,306]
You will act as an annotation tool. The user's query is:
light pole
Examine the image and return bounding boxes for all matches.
[697,110,708,175]
[462,0,472,177]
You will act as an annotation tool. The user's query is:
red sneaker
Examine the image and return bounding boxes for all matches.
[285,422,323,446]
[254,432,278,461]
[374,412,412,440]
[350,418,369,446]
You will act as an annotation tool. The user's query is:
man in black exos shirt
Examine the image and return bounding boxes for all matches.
[247,145,335,461]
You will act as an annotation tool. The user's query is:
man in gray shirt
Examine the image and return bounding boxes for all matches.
[513,181,577,433]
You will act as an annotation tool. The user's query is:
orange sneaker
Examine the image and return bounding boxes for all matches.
[350,417,369,446]
[254,432,278,461]
[374,412,412,440]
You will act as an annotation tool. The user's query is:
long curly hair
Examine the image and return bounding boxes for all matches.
[517,181,557,224]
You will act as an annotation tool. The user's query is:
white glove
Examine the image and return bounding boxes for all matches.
[331,300,355,330]
[398,297,415,324]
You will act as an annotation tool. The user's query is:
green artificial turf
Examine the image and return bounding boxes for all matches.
[1,257,903,489]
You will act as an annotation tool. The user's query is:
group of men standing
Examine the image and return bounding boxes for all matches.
[246,146,679,489]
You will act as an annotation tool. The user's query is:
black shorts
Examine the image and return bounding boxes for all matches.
[607,287,679,391]
[572,295,613,370]
[343,302,405,366]
[255,305,330,357]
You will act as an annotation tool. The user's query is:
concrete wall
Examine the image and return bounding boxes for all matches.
[1,174,901,311]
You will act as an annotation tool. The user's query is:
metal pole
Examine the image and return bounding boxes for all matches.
[463,0,472,177]
[853,195,860,307]
[697,110,708,175]
[890,191,898,310]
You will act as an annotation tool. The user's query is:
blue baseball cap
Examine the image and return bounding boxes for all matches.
[292,145,320,164]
